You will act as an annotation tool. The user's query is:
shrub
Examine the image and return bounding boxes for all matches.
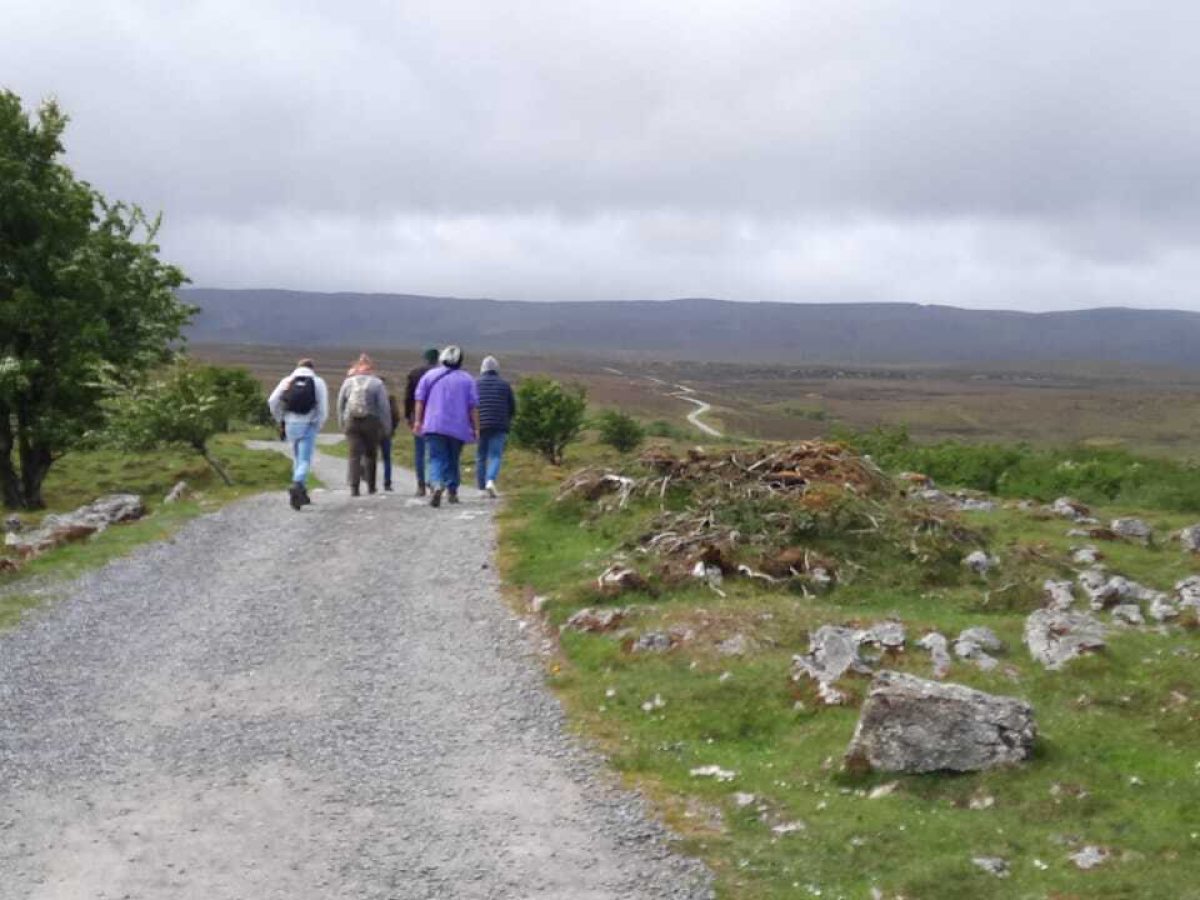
[196,365,271,428]
[596,410,645,454]
[511,377,588,465]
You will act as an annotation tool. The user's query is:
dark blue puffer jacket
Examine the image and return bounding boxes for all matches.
[476,371,516,432]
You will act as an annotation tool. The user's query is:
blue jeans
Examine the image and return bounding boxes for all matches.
[380,436,393,487]
[413,434,428,486]
[285,419,319,485]
[426,433,465,491]
[476,429,508,489]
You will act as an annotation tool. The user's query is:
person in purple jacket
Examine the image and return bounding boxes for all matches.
[411,345,479,507]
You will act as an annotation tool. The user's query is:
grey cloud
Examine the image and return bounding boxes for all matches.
[2,0,1198,308]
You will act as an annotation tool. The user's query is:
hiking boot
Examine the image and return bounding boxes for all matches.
[288,482,304,511]
[486,480,498,499]
[300,485,312,505]
[367,485,377,495]
[350,485,361,497]
[416,481,427,498]
[430,487,443,508]
[447,489,460,505]
[384,482,394,492]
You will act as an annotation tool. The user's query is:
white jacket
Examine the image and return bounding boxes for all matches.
[268,367,329,428]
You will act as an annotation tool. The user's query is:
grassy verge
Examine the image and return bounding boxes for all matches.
[0,432,294,621]
[497,434,1200,899]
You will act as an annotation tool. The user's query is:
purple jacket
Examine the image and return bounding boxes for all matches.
[415,366,479,443]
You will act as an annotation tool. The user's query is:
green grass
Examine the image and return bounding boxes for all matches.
[0,432,294,625]
[497,435,1200,899]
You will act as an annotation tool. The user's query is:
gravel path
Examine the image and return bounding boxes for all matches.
[0,446,711,899]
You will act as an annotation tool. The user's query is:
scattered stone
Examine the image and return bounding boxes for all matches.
[972,856,1010,878]
[916,632,952,678]
[792,626,872,704]
[4,494,145,557]
[163,480,189,504]
[0,558,21,574]
[563,606,630,633]
[1149,594,1180,622]
[954,627,1004,671]
[689,764,735,782]
[963,550,997,575]
[1078,570,1147,610]
[3,514,22,534]
[632,631,673,653]
[1177,576,1200,611]
[732,792,756,808]
[855,620,906,652]
[957,497,998,512]
[596,565,649,594]
[1052,497,1090,520]
[968,792,995,810]
[1068,845,1110,870]
[690,561,726,596]
[844,671,1036,774]
[1111,604,1145,626]
[716,633,752,656]
[1043,579,1077,611]
[529,595,550,614]
[1024,609,1107,669]
[1111,517,1153,545]
[1180,525,1200,554]
[1071,545,1102,565]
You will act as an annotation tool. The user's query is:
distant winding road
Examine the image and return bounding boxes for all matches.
[668,384,723,438]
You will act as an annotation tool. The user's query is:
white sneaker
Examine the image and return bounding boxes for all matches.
[486,480,498,499]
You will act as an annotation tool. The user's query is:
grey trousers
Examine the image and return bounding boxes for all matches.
[345,416,384,491]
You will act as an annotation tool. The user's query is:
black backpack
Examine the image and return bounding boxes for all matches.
[283,375,317,414]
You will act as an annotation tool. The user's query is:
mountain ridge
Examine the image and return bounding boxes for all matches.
[182,288,1200,367]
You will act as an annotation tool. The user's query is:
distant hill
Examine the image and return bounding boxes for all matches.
[182,288,1200,367]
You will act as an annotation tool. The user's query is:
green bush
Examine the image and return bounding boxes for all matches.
[596,410,645,454]
[197,365,271,428]
[841,425,1200,512]
[511,377,588,465]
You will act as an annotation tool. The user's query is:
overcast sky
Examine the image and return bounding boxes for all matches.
[3,1,1199,310]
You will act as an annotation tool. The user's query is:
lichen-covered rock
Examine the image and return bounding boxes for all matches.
[563,606,630,633]
[1052,497,1090,520]
[1180,525,1200,554]
[163,480,189,504]
[963,550,997,575]
[792,625,872,705]
[1070,545,1102,565]
[1024,609,1107,669]
[1149,594,1180,623]
[1111,517,1153,545]
[1043,579,1076,611]
[855,620,906,651]
[844,672,1036,774]
[916,632,952,678]
[1110,604,1145,626]
[4,494,145,557]
[1177,575,1200,611]
[954,626,1004,671]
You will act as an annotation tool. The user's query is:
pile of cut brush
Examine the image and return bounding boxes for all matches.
[557,442,980,596]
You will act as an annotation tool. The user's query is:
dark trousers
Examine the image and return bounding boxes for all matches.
[345,416,383,491]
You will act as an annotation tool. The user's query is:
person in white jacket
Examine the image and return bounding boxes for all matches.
[268,358,329,510]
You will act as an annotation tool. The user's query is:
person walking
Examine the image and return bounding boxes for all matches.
[338,354,393,496]
[267,358,329,511]
[412,346,478,508]
[404,348,439,497]
[475,356,516,498]
[378,376,402,492]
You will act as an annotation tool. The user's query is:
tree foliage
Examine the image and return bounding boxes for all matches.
[596,409,645,454]
[511,377,587,465]
[197,365,271,429]
[0,90,191,508]
[105,361,238,486]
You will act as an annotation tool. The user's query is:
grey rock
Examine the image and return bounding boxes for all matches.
[1024,609,1107,669]
[1177,575,1200,611]
[971,856,1010,878]
[3,515,21,534]
[1052,497,1090,520]
[792,626,871,705]
[632,631,673,653]
[963,550,997,575]
[4,494,145,557]
[954,627,1004,671]
[1070,544,1102,565]
[716,633,751,656]
[844,672,1036,774]
[1068,845,1110,870]
[1043,579,1077,611]
[1111,517,1153,545]
[916,632,952,678]
[855,620,906,651]
[1110,604,1145,626]
[1149,594,1180,623]
[563,607,631,633]
[163,480,189,504]
[1180,525,1200,553]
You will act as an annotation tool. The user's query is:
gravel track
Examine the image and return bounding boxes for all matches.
[0,446,711,899]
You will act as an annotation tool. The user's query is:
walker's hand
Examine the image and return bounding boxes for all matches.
[412,423,423,436]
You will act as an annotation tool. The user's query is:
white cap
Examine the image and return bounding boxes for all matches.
[440,345,463,367]
[480,356,499,373]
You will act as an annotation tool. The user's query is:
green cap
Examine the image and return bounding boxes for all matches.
[423,347,439,364]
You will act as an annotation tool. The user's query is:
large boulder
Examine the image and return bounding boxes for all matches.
[844,672,1036,774]
[4,494,145,557]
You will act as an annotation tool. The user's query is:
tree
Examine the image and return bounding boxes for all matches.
[596,409,645,454]
[0,91,190,508]
[511,377,587,465]
[196,365,271,430]
[105,361,237,486]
